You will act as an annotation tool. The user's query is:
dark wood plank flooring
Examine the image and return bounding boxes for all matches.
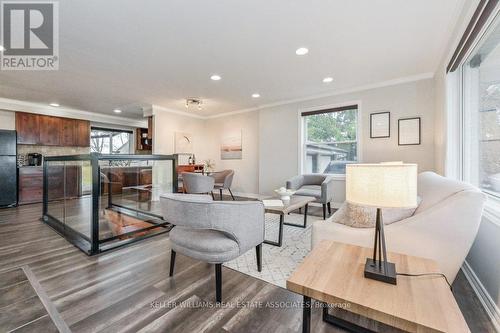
[0,202,496,333]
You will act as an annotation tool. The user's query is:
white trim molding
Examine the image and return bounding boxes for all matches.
[0,97,147,127]
[461,261,500,332]
[206,72,434,119]
[152,104,205,120]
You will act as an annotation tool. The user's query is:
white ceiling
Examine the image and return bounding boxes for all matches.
[0,0,465,118]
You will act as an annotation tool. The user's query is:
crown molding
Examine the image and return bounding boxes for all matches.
[152,104,206,120]
[206,72,435,119]
[0,97,147,127]
[1,72,435,123]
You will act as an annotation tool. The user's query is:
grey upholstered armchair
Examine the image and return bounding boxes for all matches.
[209,170,235,200]
[286,174,335,219]
[160,193,265,303]
[182,172,215,197]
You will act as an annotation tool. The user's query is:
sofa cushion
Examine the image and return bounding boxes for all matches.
[295,185,321,199]
[416,172,475,214]
[170,226,239,263]
[330,197,421,228]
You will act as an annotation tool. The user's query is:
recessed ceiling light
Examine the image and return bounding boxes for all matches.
[0,45,5,52]
[49,103,60,107]
[323,77,333,83]
[210,74,221,81]
[295,47,309,56]
[113,109,122,114]
[252,93,260,98]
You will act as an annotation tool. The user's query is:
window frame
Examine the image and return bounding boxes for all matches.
[90,126,134,155]
[298,101,362,177]
[448,2,500,222]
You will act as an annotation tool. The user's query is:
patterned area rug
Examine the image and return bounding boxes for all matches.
[224,213,322,288]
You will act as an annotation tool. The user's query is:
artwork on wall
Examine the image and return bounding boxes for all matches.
[370,111,390,138]
[174,132,193,153]
[221,130,242,160]
[398,117,421,145]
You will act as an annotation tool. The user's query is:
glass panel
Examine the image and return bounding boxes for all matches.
[98,157,174,244]
[44,155,175,254]
[463,12,500,198]
[63,160,92,239]
[46,160,65,223]
[304,108,358,174]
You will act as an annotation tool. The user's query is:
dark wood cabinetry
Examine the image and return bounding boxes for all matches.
[136,116,153,152]
[15,113,90,147]
[18,167,43,204]
[39,115,61,146]
[60,118,76,146]
[18,166,81,205]
[15,113,40,144]
[75,120,90,147]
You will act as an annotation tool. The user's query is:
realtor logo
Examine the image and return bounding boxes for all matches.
[1,1,59,70]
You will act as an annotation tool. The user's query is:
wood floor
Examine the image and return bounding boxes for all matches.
[0,203,496,333]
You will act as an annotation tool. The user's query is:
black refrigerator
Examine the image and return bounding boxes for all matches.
[0,130,17,208]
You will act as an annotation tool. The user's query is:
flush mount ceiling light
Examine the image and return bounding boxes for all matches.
[49,103,60,107]
[295,47,309,56]
[0,45,5,52]
[251,93,260,98]
[323,77,333,83]
[210,74,221,81]
[185,97,203,111]
[113,109,122,113]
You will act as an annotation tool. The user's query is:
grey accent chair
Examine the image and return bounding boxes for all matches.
[286,174,335,219]
[209,170,235,200]
[160,193,265,303]
[182,172,215,198]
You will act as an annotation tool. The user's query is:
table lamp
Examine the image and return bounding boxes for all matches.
[346,163,417,285]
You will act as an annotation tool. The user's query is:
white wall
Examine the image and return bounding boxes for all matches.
[258,78,436,194]
[205,112,260,195]
[0,110,15,130]
[152,106,208,160]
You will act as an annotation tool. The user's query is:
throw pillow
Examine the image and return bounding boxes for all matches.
[331,197,422,228]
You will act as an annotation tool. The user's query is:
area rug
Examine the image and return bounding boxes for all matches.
[224,213,322,288]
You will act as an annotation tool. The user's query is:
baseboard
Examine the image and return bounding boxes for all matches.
[461,261,500,332]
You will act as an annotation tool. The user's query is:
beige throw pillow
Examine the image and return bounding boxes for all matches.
[331,197,421,228]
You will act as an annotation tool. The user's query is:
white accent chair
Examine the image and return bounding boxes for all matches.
[312,172,487,282]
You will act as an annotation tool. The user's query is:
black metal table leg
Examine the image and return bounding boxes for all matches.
[322,303,375,333]
[303,295,311,333]
[263,214,284,247]
[284,204,308,228]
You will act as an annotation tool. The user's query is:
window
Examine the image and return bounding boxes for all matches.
[90,127,133,154]
[302,105,358,174]
[460,10,500,198]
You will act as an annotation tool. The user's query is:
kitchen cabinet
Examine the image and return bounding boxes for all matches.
[75,120,90,147]
[15,113,40,144]
[18,167,43,204]
[15,113,90,147]
[39,115,61,146]
[18,166,81,205]
[60,118,76,146]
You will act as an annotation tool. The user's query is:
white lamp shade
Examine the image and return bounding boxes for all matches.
[346,163,418,208]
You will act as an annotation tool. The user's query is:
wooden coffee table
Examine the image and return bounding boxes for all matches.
[287,241,469,333]
[263,195,315,247]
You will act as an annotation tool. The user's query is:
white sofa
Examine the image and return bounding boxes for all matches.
[312,172,487,282]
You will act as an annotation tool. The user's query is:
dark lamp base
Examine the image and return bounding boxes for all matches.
[364,258,397,285]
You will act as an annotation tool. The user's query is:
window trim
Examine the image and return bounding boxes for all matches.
[297,101,362,176]
[90,126,134,154]
[447,3,500,219]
